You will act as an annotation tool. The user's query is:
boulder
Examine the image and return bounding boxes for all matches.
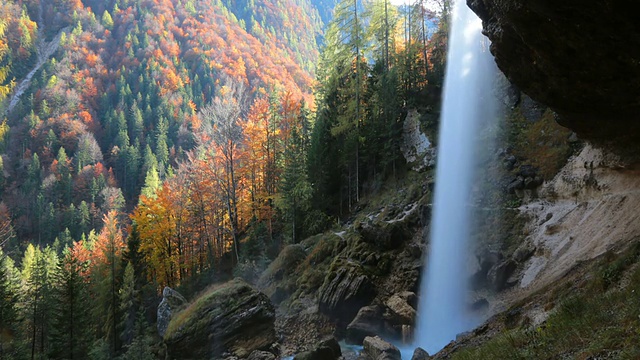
[293,337,341,360]
[318,265,376,324]
[362,336,401,360]
[411,347,430,360]
[163,279,276,359]
[384,293,416,325]
[157,286,187,337]
[346,305,383,344]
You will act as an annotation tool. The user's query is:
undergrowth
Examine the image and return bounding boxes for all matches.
[451,241,640,359]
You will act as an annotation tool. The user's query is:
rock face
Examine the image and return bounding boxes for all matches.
[318,265,376,324]
[163,279,276,359]
[362,336,401,360]
[468,0,640,143]
[157,287,187,337]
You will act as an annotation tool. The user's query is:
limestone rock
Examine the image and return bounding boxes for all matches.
[384,293,416,325]
[163,279,276,359]
[318,265,376,324]
[157,286,187,337]
[411,347,430,360]
[346,305,383,344]
[362,336,401,360]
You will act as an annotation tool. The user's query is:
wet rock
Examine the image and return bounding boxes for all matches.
[411,347,430,360]
[346,305,383,344]
[362,336,401,360]
[318,265,376,324]
[157,286,187,337]
[163,279,276,359]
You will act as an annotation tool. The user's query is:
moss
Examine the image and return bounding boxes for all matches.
[165,279,248,339]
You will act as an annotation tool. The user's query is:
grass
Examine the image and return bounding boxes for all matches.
[450,241,640,359]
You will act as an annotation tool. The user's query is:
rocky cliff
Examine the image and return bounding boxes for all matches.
[468,0,640,144]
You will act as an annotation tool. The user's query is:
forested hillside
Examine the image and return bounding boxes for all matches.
[0,0,449,357]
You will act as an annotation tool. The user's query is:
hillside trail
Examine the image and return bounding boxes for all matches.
[4,0,69,117]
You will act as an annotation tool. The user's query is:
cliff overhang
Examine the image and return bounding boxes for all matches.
[468,0,640,144]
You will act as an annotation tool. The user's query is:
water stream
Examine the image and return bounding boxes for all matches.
[414,0,498,354]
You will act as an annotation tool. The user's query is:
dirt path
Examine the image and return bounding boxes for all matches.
[4,0,68,117]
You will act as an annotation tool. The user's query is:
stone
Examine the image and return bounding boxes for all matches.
[346,305,383,344]
[157,286,187,337]
[293,337,341,360]
[384,293,416,325]
[163,279,276,359]
[362,336,401,360]
[318,265,376,324]
[247,350,276,360]
[411,347,430,360]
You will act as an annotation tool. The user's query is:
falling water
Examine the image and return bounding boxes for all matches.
[414,0,498,354]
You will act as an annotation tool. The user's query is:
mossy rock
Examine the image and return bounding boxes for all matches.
[164,278,276,359]
[318,261,376,325]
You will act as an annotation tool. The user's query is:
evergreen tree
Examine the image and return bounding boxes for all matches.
[49,248,91,359]
[0,251,20,358]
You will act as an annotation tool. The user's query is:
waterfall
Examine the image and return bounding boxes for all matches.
[414,0,498,354]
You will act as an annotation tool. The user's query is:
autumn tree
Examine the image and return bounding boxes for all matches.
[199,79,248,264]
